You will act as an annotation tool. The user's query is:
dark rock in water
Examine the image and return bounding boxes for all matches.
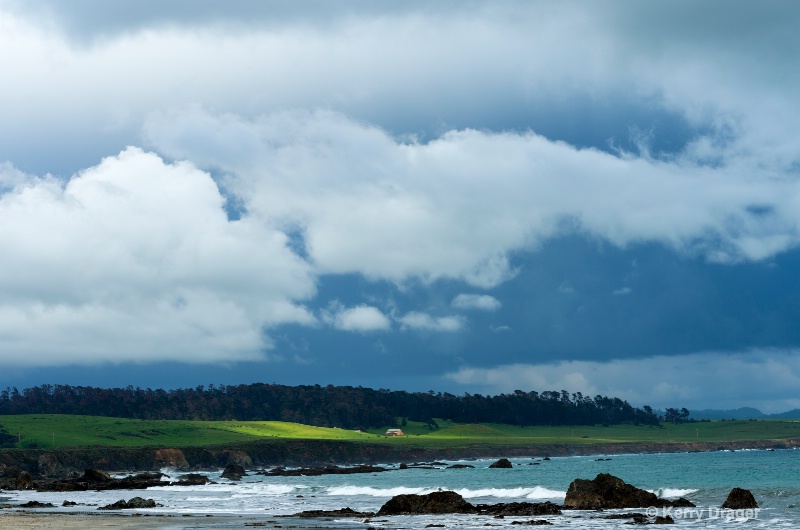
[564,474,692,510]
[81,469,113,482]
[476,501,562,517]
[99,497,157,510]
[291,507,375,518]
[378,491,474,515]
[510,520,552,526]
[62,500,77,506]
[399,463,408,469]
[654,515,675,524]
[221,463,246,480]
[671,497,695,507]
[262,464,388,477]
[15,471,33,490]
[37,471,166,492]
[722,487,758,509]
[489,458,513,468]
[543,457,551,461]
[173,473,209,486]
[447,464,475,469]
[602,512,646,519]
[19,500,55,508]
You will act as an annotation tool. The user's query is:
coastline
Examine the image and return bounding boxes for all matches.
[2,438,798,477]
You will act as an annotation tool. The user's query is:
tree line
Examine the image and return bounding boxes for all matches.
[0,383,659,428]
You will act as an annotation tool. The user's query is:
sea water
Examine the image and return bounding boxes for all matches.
[6,449,800,528]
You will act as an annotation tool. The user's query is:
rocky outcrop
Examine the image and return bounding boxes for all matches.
[291,507,375,518]
[376,491,562,518]
[378,491,475,515]
[36,470,166,492]
[174,473,210,485]
[261,464,389,477]
[721,487,758,509]
[489,458,513,468]
[18,500,55,508]
[15,471,33,489]
[99,496,157,510]
[154,448,188,469]
[564,474,695,510]
[476,501,562,517]
[220,463,246,480]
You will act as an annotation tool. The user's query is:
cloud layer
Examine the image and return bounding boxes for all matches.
[445,348,800,414]
[0,0,798,414]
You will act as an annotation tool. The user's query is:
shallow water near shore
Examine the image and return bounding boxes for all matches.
[4,449,800,528]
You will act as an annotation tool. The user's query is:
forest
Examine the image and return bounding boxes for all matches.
[0,383,659,428]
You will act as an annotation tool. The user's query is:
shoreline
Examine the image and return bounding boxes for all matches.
[2,438,798,478]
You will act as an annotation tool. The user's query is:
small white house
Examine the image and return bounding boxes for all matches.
[385,428,404,436]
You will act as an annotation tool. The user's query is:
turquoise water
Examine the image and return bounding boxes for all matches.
[6,449,800,528]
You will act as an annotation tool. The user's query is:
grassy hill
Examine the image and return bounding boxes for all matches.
[2,414,800,450]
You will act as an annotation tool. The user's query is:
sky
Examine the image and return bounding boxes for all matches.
[1,1,799,413]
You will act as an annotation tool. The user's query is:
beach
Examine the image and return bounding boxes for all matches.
[0,513,276,529]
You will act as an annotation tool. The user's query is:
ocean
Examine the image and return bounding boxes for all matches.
[5,449,800,528]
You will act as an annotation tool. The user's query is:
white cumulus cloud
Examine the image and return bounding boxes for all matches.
[322,303,391,332]
[0,147,316,366]
[398,312,465,333]
[451,294,502,311]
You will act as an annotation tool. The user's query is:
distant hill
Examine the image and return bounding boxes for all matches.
[768,409,800,419]
[689,407,766,420]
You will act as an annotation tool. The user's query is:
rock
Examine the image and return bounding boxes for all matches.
[62,500,77,506]
[19,500,55,508]
[81,469,113,482]
[15,471,33,490]
[261,464,388,477]
[654,515,675,524]
[291,507,375,518]
[219,450,253,468]
[563,474,692,510]
[721,487,758,509]
[477,501,562,517]
[220,464,246,480]
[489,458,513,468]
[377,491,475,515]
[399,463,408,469]
[99,497,157,510]
[510,520,552,526]
[447,464,475,469]
[671,497,695,507]
[173,473,210,486]
[37,454,72,477]
[154,448,189,469]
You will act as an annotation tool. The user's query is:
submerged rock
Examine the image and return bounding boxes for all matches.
[291,507,375,518]
[721,487,758,509]
[564,474,694,510]
[262,464,388,477]
[476,501,562,517]
[489,458,513,468]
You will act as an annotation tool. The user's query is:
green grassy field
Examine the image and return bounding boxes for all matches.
[1,414,799,450]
